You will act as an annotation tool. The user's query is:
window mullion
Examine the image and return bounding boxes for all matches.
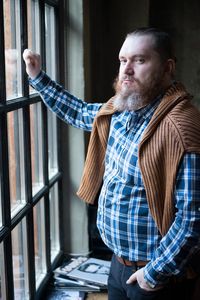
[23,107,32,204]
[39,0,46,71]
[23,105,36,298]
[20,0,29,98]
[3,236,14,299]
[0,113,11,226]
[40,0,51,272]
[26,211,36,299]
[0,1,6,103]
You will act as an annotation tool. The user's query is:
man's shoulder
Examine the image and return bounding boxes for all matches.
[169,98,200,124]
[167,98,200,150]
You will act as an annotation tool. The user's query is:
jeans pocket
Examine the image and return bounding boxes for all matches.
[135,282,163,299]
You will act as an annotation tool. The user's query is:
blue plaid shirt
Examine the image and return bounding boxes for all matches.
[30,71,200,287]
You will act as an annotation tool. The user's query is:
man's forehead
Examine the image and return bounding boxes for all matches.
[119,34,155,57]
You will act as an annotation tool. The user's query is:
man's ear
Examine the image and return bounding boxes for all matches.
[164,59,176,78]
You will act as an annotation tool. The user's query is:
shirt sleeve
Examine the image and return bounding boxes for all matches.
[144,153,200,287]
[29,71,102,132]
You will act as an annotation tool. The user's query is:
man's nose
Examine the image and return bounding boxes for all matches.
[124,62,134,75]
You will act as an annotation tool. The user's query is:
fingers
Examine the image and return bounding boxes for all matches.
[23,49,33,63]
[23,48,38,59]
[23,49,41,79]
[23,49,39,64]
[126,271,137,284]
[23,48,32,60]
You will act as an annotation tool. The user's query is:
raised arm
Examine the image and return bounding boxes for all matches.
[23,50,102,131]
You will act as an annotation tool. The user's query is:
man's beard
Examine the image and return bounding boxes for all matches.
[113,73,164,111]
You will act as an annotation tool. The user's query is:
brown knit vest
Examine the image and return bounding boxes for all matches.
[77,82,200,236]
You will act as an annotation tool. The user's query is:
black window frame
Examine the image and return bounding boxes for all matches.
[0,0,65,298]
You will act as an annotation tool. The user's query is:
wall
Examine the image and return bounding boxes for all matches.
[60,0,89,256]
[86,0,200,105]
[149,0,200,105]
[84,0,150,102]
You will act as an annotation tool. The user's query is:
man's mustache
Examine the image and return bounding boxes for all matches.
[121,76,141,85]
[121,75,134,81]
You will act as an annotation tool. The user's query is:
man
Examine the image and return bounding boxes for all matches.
[23,28,200,300]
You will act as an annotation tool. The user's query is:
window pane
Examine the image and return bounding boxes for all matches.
[7,110,26,217]
[45,4,56,80]
[27,0,40,94]
[4,0,22,100]
[27,0,40,52]
[45,4,58,178]
[30,103,44,195]
[47,113,58,178]
[50,183,60,261]
[0,243,6,300]
[12,220,29,300]
[33,198,46,286]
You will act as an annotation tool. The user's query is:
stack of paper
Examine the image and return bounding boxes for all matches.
[53,257,111,292]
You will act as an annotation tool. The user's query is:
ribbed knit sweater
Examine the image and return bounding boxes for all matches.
[77,82,200,236]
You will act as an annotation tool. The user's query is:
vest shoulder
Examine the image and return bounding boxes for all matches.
[167,100,200,150]
[169,99,200,125]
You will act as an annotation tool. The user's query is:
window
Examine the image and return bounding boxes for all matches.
[45,3,59,178]
[11,219,29,299]
[0,0,63,299]
[30,103,44,195]
[4,0,22,100]
[49,183,60,261]
[7,109,26,217]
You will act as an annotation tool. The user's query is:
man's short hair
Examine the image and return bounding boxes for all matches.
[127,27,177,63]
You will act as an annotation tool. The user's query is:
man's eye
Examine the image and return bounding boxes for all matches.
[136,58,145,64]
[120,59,127,65]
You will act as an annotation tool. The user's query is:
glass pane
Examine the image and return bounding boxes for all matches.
[27,0,40,94]
[30,103,44,195]
[45,4,56,80]
[12,220,29,300]
[47,112,58,178]
[0,243,6,300]
[45,4,58,178]
[4,0,22,100]
[27,0,40,52]
[33,198,46,286]
[7,110,26,217]
[50,183,60,261]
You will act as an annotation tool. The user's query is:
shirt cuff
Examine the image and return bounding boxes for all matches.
[143,262,170,288]
[29,70,51,92]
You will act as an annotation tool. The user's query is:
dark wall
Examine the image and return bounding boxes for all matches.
[149,0,200,104]
[84,0,149,102]
[85,0,200,105]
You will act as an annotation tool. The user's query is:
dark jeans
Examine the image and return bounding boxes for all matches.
[108,254,196,300]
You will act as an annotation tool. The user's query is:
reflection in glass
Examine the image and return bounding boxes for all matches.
[7,110,26,217]
[50,184,60,261]
[27,0,40,94]
[4,0,22,100]
[33,199,46,286]
[12,220,29,300]
[45,4,58,178]
[30,103,44,195]
[45,4,56,80]
[48,112,58,178]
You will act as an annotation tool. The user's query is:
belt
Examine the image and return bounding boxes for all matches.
[116,255,148,269]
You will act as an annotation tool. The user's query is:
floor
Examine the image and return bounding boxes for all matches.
[86,293,108,300]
